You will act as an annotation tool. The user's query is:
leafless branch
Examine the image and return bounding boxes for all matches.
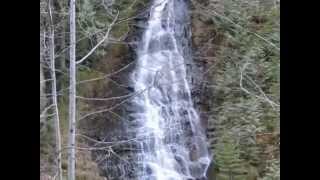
[76,11,119,65]
[240,62,279,110]
[40,104,55,119]
[193,2,280,51]
[40,79,53,83]
[76,92,135,101]
[78,85,151,121]
[77,61,134,85]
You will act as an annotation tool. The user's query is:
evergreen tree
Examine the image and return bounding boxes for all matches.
[262,158,280,180]
[215,133,246,180]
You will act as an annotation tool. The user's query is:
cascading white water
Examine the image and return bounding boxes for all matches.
[127,0,212,179]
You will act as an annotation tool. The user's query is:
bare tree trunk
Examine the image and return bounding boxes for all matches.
[68,0,76,180]
[60,23,67,71]
[40,63,47,112]
[57,0,67,71]
[48,1,63,180]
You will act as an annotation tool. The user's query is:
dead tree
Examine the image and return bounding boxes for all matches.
[68,0,77,179]
[48,0,63,179]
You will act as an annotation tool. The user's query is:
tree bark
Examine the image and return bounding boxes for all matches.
[48,0,63,179]
[68,0,76,180]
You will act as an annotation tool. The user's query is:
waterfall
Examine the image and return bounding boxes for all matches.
[128,0,211,179]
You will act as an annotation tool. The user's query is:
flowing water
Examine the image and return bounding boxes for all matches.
[127,0,211,179]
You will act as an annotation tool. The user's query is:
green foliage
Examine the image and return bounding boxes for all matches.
[215,133,246,179]
[75,0,149,66]
[262,158,280,180]
[204,0,280,178]
[109,0,148,38]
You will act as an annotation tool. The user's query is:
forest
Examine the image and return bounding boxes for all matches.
[40,0,280,180]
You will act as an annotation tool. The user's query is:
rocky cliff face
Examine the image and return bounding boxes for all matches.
[189,0,217,127]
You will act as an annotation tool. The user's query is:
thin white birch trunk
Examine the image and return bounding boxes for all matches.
[68,0,77,179]
[48,1,63,179]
